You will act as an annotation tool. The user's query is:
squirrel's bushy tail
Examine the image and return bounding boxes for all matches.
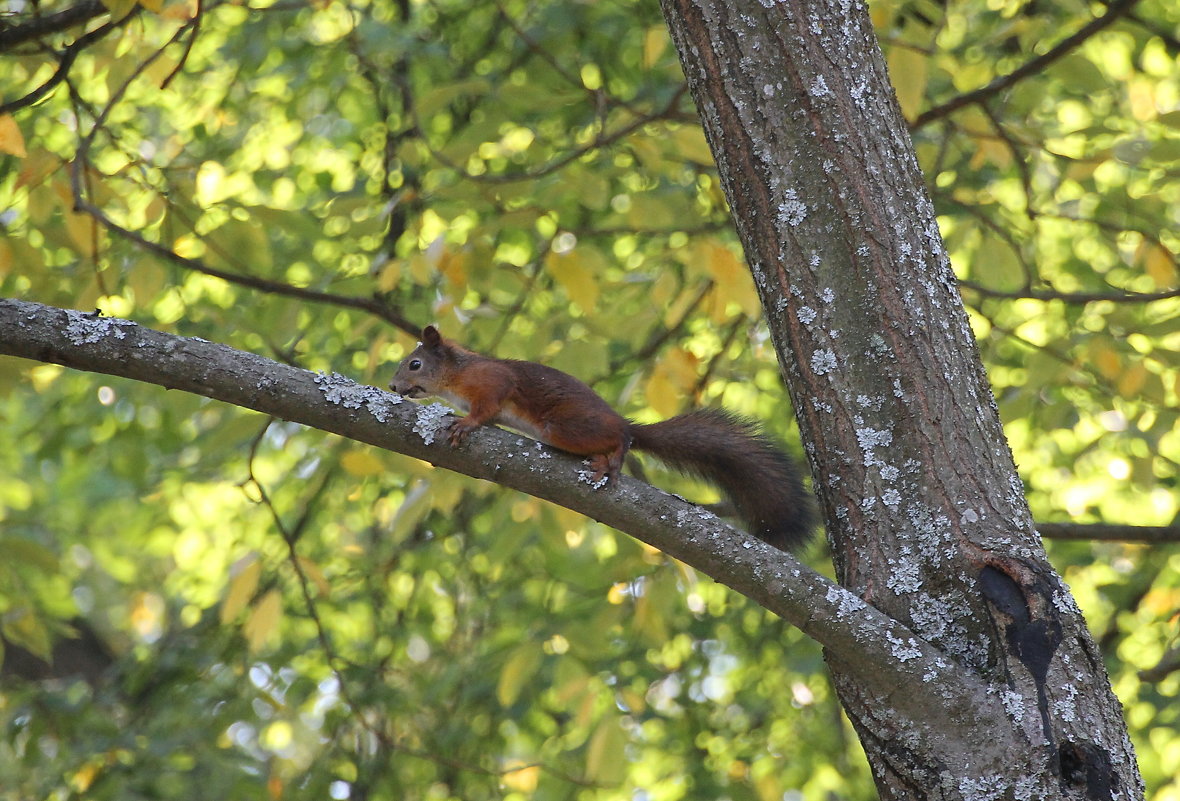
[629,409,817,552]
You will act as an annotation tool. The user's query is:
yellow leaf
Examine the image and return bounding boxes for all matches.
[642,25,668,68]
[584,715,626,786]
[887,44,928,122]
[438,248,468,293]
[1089,342,1122,381]
[755,771,783,801]
[510,498,538,523]
[644,366,677,418]
[173,233,204,259]
[15,149,59,189]
[221,556,261,624]
[0,115,27,158]
[497,644,541,707]
[296,556,331,597]
[869,0,895,28]
[1142,243,1178,288]
[341,448,385,476]
[645,347,699,416]
[64,211,98,257]
[1117,362,1148,398]
[969,136,1012,170]
[620,688,646,714]
[377,261,401,293]
[671,126,715,166]
[702,241,743,285]
[703,242,760,319]
[162,0,197,21]
[546,249,600,311]
[129,259,166,304]
[139,0,164,12]
[243,589,282,653]
[502,762,540,793]
[70,758,103,792]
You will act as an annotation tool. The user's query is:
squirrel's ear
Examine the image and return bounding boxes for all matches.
[422,325,442,347]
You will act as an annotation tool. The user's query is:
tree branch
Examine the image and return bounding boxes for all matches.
[958,278,1180,305]
[0,295,1004,732]
[1038,522,1180,544]
[911,0,1140,129]
[0,0,108,52]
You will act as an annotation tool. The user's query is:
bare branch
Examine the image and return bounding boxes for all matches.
[1038,523,1180,544]
[911,0,1140,129]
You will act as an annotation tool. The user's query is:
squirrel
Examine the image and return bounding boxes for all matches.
[390,326,817,551]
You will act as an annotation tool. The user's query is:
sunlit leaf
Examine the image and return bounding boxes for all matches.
[63,211,99,257]
[887,44,928,122]
[1141,243,1178,288]
[341,448,385,476]
[15,149,58,189]
[2,609,52,662]
[546,248,600,311]
[0,114,27,157]
[502,761,540,792]
[497,643,542,707]
[1117,363,1148,399]
[672,127,714,166]
[221,556,261,624]
[243,589,282,653]
[296,556,331,597]
[584,714,626,786]
[642,26,668,68]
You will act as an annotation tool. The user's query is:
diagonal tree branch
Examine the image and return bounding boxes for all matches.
[0,294,1008,739]
[911,0,1140,129]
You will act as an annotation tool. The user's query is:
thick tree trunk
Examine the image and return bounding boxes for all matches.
[659,0,1141,798]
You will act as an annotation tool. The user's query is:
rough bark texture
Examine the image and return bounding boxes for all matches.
[658,1,1141,799]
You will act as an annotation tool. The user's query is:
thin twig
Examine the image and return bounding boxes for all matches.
[160,0,204,89]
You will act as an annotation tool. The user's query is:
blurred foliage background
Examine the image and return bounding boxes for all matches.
[0,0,1178,798]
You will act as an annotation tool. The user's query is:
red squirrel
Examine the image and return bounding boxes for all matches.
[390,326,816,551]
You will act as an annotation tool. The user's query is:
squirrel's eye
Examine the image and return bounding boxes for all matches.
[408,359,422,371]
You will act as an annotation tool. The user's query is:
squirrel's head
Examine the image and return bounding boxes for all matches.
[389,326,449,398]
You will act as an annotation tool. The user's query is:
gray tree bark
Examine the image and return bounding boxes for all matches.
[658,0,1140,798]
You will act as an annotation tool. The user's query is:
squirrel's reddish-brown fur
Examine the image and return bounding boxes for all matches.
[390,326,816,551]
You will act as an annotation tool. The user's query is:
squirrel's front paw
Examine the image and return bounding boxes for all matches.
[447,418,475,447]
